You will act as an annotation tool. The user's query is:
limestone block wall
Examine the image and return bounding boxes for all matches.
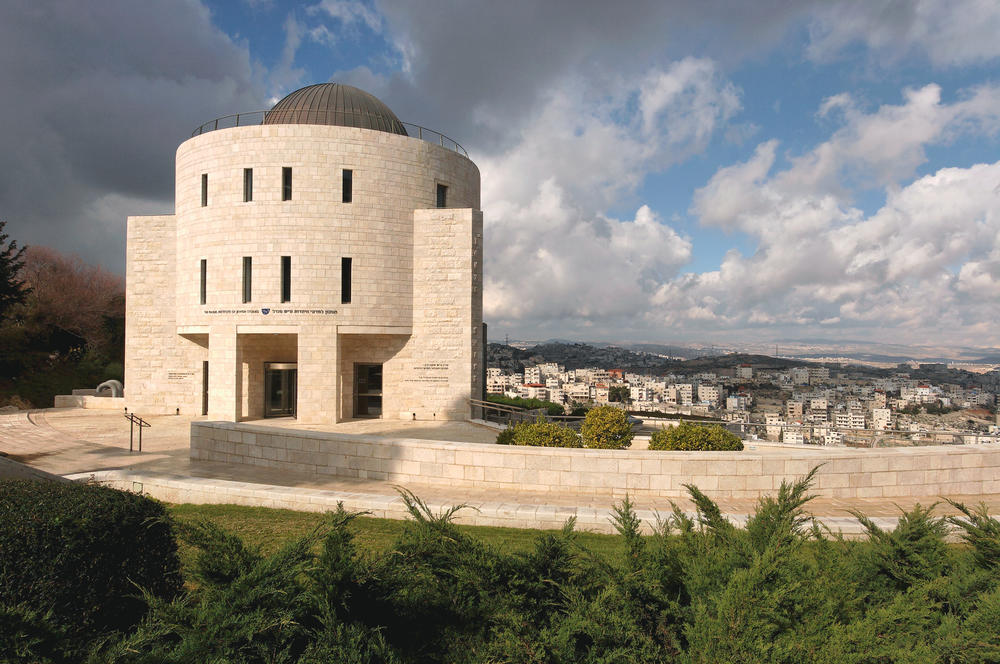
[397,208,483,420]
[53,396,125,410]
[191,422,1000,500]
[173,125,480,333]
[125,215,207,415]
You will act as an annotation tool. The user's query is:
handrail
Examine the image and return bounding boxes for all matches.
[124,412,151,452]
[190,109,468,157]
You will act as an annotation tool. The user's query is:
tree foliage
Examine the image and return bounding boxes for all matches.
[0,245,125,408]
[608,385,630,403]
[580,405,634,449]
[649,421,744,451]
[11,473,1000,663]
[0,220,30,321]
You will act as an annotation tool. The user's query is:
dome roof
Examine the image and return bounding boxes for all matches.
[263,83,408,135]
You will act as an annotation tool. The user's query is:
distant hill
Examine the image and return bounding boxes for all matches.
[487,342,812,374]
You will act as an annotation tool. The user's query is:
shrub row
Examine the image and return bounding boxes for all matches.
[496,406,634,450]
[649,421,744,451]
[0,479,182,661]
[89,476,1000,662]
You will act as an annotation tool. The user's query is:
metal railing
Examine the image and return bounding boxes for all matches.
[124,412,150,452]
[191,109,468,157]
[469,398,585,429]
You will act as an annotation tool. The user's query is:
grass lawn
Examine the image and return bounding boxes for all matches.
[167,502,627,574]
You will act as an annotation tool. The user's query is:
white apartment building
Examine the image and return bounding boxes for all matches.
[697,384,721,405]
[537,363,561,379]
[727,394,750,411]
[675,383,694,406]
[872,408,892,431]
[808,367,830,384]
[782,428,804,444]
[736,365,753,380]
[523,367,541,384]
[790,367,810,385]
[765,412,783,441]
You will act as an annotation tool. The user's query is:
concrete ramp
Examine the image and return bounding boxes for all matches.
[0,454,72,483]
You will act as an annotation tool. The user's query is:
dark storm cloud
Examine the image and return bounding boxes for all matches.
[0,0,266,271]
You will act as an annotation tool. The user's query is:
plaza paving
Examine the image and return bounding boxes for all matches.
[2,408,999,535]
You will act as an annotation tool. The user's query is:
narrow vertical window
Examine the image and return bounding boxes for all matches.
[242,256,252,303]
[436,183,447,208]
[199,259,207,304]
[341,257,352,304]
[282,167,292,201]
[243,168,253,202]
[342,169,352,203]
[281,256,291,302]
[201,173,208,207]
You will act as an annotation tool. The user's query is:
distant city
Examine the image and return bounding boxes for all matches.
[486,341,1000,446]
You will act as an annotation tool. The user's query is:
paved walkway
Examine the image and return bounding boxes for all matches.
[3,408,999,535]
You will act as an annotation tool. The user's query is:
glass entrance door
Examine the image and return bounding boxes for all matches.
[264,363,297,418]
[354,364,382,418]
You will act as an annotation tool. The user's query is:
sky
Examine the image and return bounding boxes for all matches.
[2,0,1000,349]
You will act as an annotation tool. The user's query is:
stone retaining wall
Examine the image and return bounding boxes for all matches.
[53,396,126,410]
[191,421,1000,500]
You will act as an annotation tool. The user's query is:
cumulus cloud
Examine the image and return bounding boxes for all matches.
[673,89,1000,346]
[481,58,737,332]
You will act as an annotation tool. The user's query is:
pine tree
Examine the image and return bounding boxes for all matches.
[0,220,30,320]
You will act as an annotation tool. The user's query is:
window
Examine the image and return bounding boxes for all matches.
[199,259,207,304]
[342,169,352,203]
[436,183,448,208]
[201,173,208,207]
[281,256,291,302]
[242,256,252,303]
[243,168,253,202]
[341,257,352,304]
[282,167,292,201]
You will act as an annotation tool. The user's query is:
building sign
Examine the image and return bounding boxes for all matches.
[405,362,450,383]
[167,371,196,381]
[201,308,339,315]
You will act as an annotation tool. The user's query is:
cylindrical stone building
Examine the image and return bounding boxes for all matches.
[125,83,483,423]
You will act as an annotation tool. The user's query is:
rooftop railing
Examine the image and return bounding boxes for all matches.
[191,109,468,157]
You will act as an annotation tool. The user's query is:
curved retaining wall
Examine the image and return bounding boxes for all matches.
[191,422,1000,500]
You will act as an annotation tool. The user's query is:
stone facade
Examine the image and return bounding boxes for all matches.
[126,114,482,423]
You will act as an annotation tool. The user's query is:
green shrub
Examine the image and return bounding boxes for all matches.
[649,421,743,451]
[580,405,634,449]
[498,417,580,447]
[0,479,182,657]
[495,424,518,445]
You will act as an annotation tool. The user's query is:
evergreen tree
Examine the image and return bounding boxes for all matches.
[0,220,29,320]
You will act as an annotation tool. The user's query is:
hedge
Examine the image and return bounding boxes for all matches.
[0,479,182,658]
[649,421,744,451]
[495,418,580,447]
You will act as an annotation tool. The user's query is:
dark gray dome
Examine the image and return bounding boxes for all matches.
[263,83,407,135]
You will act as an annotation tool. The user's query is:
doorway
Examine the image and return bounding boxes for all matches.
[354,363,382,418]
[264,362,297,418]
